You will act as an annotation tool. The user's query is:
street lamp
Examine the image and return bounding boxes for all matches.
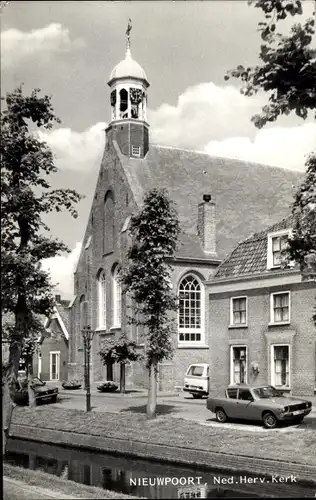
[81,325,94,412]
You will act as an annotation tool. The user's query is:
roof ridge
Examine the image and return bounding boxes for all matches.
[150,144,302,172]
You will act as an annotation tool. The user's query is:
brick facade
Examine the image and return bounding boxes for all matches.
[208,278,316,396]
[38,318,69,382]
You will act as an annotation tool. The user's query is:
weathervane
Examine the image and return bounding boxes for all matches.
[125,18,132,55]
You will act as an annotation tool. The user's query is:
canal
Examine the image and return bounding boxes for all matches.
[5,438,315,498]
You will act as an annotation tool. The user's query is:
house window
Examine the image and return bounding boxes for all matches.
[112,265,121,328]
[178,274,204,344]
[131,145,141,157]
[271,345,290,388]
[230,297,247,326]
[272,235,288,266]
[267,230,290,269]
[230,346,247,384]
[98,271,106,328]
[270,291,290,323]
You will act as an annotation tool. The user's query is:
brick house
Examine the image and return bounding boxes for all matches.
[35,296,71,382]
[206,217,316,396]
[68,37,303,390]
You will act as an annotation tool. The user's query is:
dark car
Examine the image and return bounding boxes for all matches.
[12,377,59,406]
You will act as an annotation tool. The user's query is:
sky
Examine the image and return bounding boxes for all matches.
[1,0,316,298]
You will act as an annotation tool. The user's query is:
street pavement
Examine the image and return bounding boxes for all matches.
[54,386,316,432]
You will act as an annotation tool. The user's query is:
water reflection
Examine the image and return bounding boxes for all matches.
[4,438,312,498]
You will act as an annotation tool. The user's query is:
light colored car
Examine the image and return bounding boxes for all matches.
[206,384,312,429]
[183,363,209,398]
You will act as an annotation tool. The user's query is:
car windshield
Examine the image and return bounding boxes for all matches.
[31,377,44,386]
[253,386,282,399]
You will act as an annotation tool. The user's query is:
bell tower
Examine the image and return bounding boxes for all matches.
[106,21,150,159]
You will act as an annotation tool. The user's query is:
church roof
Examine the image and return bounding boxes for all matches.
[116,143,301,260]
[213,215,295,279]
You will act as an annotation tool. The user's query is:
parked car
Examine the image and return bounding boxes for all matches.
[183,363,209,398]
[207,384,312,429]
[12,377,59,406]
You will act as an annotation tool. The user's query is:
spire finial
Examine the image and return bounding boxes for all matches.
[125,18,132,58]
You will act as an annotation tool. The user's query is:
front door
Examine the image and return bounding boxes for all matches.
[50,352,60,381]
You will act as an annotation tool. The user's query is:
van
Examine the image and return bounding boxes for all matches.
[183,363,209,398]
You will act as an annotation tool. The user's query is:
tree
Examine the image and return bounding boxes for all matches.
[99,334,142,393]
[120,188,180,418]
[225,0,316,320]
[225,0,316,128]
[288,153,316,322]
[1,86,83,453]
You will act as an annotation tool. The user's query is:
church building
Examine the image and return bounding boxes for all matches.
[68,32,302,390]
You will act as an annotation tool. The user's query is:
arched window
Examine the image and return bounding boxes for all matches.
[79,295,88,331]
[97,270,106,328]
[178,274,204,344]
[119,88,128,118]
[112,265,122,328]
[104,191,115,254]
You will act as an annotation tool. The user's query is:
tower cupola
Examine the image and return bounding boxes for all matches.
[106,20,149,159]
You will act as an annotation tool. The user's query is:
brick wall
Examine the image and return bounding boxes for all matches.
[208,280,316,395]
[40,319,68,382]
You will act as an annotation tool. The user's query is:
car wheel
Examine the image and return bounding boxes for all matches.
[192,394,203,399]
[215,408,227,423]
[263,411,277,429]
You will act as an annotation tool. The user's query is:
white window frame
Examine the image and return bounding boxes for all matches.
[270,344,291,389]
[267,229,292,270]
[178,274,205,346]
[131,145,141,157]
[112,265,122,328]
[230,296,248,327]
[270,291,291,325]
[98,271,107,329]
[230,345,248,385]
[49,351,60,381]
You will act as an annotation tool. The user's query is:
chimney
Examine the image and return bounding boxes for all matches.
[55,294,61,304]
[197,194,217,255]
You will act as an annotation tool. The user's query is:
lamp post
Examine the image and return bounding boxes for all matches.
[82,325,94,412]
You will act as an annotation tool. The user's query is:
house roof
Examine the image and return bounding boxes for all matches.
[214,215,295,279]
[116,143,301,260]
[44,301,70,340]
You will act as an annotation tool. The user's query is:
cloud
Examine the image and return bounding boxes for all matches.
[149,82,265,150]
[41,242,82,299]
[1,23,85,69]
[204,123,316,171]
[37,122,107,171]
[149,81,315,171]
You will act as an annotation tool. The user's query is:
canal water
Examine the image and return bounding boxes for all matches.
[5,438,314,498]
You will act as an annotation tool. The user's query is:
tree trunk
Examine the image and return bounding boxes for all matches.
[147,358,158,418]
[27,357,36,408]
[120,363,126,394]
[2,340,21,456]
